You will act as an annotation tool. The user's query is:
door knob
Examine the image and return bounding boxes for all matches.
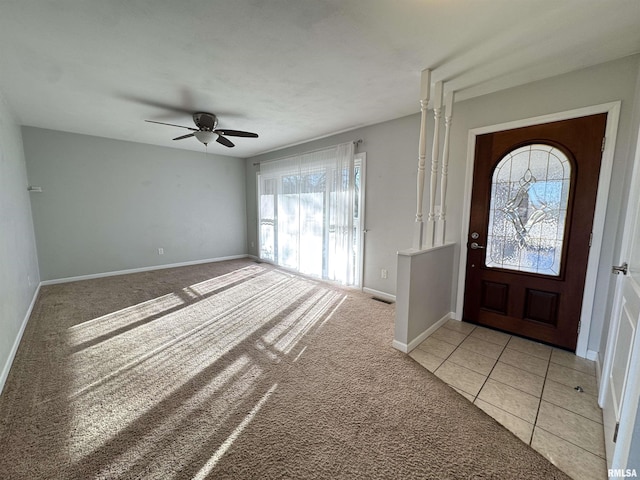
[470,242,485,250]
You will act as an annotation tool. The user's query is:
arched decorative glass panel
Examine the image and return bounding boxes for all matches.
[486,144,571,276]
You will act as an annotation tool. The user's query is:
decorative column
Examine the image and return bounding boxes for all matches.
[437,90,455,246]
[414,69,431,249]
[425,81,443,248]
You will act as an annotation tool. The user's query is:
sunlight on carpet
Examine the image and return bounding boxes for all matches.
[0,259,570,479]
[61,266,342,472]
[92,355,258,478]
[192,383,279,480]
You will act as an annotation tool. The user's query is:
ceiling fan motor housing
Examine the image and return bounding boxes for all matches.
[193,112,218,131]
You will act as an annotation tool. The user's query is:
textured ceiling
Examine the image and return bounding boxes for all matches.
[1,0,639,157]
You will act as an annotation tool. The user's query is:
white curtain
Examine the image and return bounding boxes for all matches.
[258,142,356,285]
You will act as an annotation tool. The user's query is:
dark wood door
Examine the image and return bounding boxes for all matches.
[463,114,607,350]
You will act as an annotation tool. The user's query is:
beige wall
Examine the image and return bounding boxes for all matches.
[0,94,40,392]
[246,54,640,354]
[23,128,248,281]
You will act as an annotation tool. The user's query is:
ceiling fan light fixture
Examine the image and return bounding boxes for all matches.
[146,112,257,148]
[194,130,216,145]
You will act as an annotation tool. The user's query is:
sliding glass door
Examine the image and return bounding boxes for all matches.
[258,144,365,287]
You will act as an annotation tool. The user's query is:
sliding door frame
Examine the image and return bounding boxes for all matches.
[355,152,367,289]
[256,151,366,288]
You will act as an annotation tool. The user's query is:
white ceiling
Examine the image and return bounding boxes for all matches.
[1,0,639,158]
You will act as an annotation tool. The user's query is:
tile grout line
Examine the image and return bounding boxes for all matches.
[432,325,477,373]
[548,357,598,379]
[483,376,543,400]
[432,324,501,399]
[530,352,552,445]
[538,397,605,427]
[437,326,505,373]
[534,425,607,461]
[442,328,532,399]
[473,336,547,446]
[471,335,512,402]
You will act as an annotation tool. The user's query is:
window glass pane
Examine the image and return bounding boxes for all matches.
[277,191,299,270]
[259,178,276,261]
[486,144,571,276]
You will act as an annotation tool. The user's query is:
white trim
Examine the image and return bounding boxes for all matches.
[577,102,621,356]
[594,350,603,392]
[456,102,621,358]
[392,311,452,353]
[355,152,367,289]
[392,339,410,353]
[398,242,456,257]
[40,255,250,285]
[586,349,599,362]
[0,284,41,394]
[362,287,396,303]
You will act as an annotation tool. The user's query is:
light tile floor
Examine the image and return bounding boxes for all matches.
[410,319,607,480]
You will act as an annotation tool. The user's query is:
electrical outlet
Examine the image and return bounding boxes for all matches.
[158,248,164,255]
[381,269,388,279]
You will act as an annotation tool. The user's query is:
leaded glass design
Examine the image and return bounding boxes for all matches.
[486,144,571,276]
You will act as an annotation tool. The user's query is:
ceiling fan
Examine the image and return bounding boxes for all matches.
[145,112,258,147]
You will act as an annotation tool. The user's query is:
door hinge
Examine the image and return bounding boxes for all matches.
[589,232,593,247]
[577,320,581,335]
[612,262,629,275]
[602,136,606,152]
[614,421,620,442]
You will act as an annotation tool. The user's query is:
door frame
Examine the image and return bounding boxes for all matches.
[455,101,621,358]
[355,152,367,289]
[598,116,640,468]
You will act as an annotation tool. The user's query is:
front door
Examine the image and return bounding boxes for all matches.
[463,114,607,350]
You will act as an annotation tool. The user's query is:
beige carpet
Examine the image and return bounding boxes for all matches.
[0,259,569,479]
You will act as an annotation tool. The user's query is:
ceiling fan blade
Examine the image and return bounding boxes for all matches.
[145,120,198,131]
[214,129,258,138]
[173,133,195,141]
[216,135,235,148]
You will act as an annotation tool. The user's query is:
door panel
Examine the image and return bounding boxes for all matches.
[601,124,640,465]
[463,114,607,350]
[610,291,638,418]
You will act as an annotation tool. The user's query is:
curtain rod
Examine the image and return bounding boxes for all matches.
[252,139,363,167]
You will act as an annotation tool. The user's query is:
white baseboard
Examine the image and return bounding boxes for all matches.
[392,339,409,353]
[393,311,453,353]
[0,284,41,395]
[406,312,453,352]
[40,254,250,285]
[586,349,599,362]
[593,350,603,392]
[362,287,396,303]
